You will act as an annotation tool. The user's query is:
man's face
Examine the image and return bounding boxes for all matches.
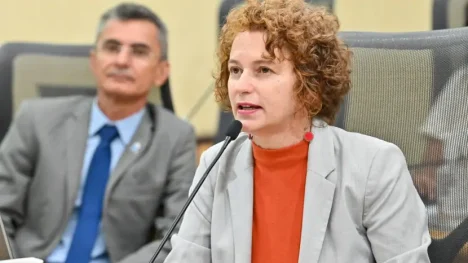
[90,19,169,101]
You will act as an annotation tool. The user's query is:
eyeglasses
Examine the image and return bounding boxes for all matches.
[96,40,160,61]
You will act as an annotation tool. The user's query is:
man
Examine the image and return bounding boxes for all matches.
[415,64,468,232]
[0,3,196,263]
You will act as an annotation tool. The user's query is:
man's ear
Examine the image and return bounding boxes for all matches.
[89,48,97,74]
[154,60,170,87]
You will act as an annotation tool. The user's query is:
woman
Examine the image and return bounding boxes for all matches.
[164,0,431,262]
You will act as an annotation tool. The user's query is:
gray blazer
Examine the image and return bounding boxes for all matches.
[0,96,197,263]
[164,119,431,263]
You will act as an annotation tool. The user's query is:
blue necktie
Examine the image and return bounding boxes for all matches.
[65,125,119,263]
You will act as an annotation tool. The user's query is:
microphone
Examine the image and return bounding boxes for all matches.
[148,120,243,263]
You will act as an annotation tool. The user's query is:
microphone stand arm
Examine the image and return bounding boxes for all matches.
[184,83,215,122]
[148,136,232,263]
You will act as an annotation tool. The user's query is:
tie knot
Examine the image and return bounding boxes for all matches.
[98,125,119,143]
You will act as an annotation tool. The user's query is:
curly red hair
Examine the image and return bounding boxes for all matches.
[214,0,352,124]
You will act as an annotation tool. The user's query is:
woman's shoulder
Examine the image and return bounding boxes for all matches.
[328,125,403,156]
[199,132,251,166]
[325,125,408,178]
[327,126,413,203]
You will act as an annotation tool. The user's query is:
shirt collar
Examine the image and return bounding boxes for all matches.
[88,99,145,145]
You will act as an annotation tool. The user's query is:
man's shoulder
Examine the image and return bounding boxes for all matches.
[19,96,92,116]
[154,105,193,133]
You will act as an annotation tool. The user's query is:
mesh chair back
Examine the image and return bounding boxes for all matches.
[339,27,468,263]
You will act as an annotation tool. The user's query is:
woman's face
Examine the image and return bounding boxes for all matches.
[228,31,299,136]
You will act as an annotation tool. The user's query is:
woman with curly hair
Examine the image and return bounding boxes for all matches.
[164,0,431,262]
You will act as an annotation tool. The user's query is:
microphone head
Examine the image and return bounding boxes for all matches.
[225,120,243,140]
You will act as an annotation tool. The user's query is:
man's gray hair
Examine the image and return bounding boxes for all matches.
[96,2,168,60]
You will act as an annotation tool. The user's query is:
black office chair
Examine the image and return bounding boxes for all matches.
[0,42,174,142]
[212,0,244,144]
[307,0,334,10]
[429,216,468,263]
[338,27,468,262]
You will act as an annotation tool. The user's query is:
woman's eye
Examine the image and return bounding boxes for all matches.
[230,67,242,74]
[259,67,271,74]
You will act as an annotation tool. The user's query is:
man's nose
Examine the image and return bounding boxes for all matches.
[115,48,131,66]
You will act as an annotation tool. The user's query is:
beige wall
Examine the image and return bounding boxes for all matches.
[335,0,432,32]
[0,0,432,138]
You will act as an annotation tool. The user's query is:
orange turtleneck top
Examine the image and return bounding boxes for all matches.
[251,140,309,263]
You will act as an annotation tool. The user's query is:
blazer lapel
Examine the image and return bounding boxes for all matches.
[227,139,254,263]
[65,99,92,212]
[104,109,152,207]
[299,120,336,263]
